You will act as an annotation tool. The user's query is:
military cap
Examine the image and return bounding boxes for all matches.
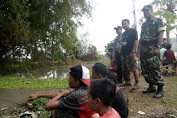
[114,26,122,30]
[142,5,153,12]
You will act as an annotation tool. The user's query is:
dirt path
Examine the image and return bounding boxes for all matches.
[121,76,177,117]
[0,89,60,111]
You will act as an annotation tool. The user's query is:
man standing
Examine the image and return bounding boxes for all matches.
[138,5,165,98]
[113,26,125,84]
[121,19,140,89]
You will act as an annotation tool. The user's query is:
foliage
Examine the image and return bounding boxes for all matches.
[105,40,114,60]
[0,0,93,74]
[0,77,69,89]
[77,33,99,61]
[152,0,177,40]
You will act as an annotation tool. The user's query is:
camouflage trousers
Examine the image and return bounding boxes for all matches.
[121,54,138,72]
[140,45,164,84]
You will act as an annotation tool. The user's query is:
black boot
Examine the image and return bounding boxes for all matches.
[142,83,156,93]
[153,84,164,98]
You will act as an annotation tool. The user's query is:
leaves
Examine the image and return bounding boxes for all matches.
[105,40,114,60]
[152,0,177,32]
[0,0,93,73]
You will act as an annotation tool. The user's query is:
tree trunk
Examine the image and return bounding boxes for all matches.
[166,20,170,43]
[166,30,170,43]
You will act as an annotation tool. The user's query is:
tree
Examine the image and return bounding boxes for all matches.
[152,0,177,43]
[0,0,92,74]
[105,40,114,60]
[77,33,98,61]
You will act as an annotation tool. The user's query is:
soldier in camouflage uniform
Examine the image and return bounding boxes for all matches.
[137,5,165,98]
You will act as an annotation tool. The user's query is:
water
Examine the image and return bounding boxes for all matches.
[17,66,71,79]
[16,60,97,79]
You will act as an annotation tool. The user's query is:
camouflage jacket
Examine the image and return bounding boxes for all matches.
[140,16,165,43]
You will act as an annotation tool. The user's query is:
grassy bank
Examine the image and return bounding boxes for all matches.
[0,77,69,89]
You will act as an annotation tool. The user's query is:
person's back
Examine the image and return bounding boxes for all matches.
[160,47,167,60]
[59,86,93,118]
[112,88,128,118]
[99,108,120,118]
[164,50,176,62]
[163,44,176,63]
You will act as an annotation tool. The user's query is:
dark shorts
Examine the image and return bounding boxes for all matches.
[121,54,138,72]
[54,108,79,118]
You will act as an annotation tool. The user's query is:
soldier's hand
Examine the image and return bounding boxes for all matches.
[153,48,160,56]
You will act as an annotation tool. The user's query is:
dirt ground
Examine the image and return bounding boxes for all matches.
[121,75,177,118]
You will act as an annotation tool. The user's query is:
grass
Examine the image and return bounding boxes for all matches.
[163,76,177,109]
[0,77,69,89]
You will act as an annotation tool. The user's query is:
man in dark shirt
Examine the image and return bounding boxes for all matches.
[28,65,95,118]
[92,62,129,118]
[121,19,140,89]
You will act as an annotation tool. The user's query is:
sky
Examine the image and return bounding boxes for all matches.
[78,0,155,53]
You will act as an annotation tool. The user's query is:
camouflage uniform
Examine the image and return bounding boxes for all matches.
[121,54,138,72]
[140,17,165,84]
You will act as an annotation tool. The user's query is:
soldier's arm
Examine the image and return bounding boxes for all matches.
[153,31,164,56]
[156,18,165,48]
[157,32,164,47]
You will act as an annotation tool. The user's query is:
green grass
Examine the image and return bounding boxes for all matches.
[0,77,69,89]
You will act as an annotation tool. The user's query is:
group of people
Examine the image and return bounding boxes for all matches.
[113,4,166,99]
[28,64,127,118]
[160,38,177,75]
[26,4,177,118]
